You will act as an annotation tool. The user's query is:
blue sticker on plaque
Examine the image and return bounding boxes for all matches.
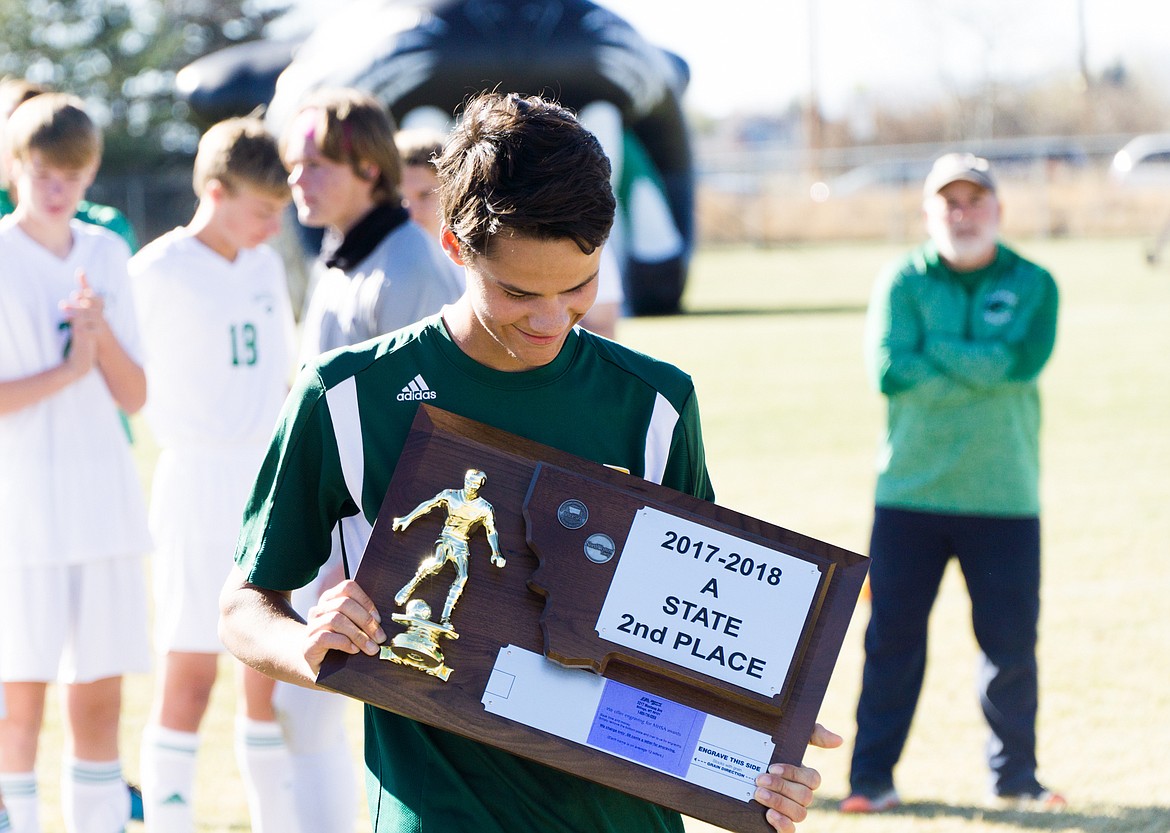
[586,680,706,778]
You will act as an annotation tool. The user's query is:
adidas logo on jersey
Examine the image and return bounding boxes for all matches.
[397,374,437,401]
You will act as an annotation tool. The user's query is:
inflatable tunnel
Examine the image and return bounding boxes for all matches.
[176,0,695,315]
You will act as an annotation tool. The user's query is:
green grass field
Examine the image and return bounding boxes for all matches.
[33,238,1170,832]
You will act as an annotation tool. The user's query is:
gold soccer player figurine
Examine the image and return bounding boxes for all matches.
[382,598,459,680]
[382,469,503,677]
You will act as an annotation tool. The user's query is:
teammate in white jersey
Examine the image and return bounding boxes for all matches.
[129,117,301,833]
[0,93,150,833]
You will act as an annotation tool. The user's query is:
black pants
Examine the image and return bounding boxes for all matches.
[849,507,1043,797]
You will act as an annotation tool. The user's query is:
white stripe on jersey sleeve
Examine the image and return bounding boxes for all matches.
[643,392,680,486]
[324,377,374,572]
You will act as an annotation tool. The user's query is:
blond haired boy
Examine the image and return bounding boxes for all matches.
[282,88,462,360]
[0,78,139,252]
[393,127,446,242]
[0,93,151,833]
[129,117,300,833]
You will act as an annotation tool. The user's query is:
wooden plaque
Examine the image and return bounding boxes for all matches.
[317,405,868,832]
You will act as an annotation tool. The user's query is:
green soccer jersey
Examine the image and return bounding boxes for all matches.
[236,314,714,833]
[863,241,1059,515]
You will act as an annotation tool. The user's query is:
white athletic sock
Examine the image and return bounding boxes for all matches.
[62,758,128,833]
[274,683,357,832]
[234,717,301,833]
[140,725,199,833]
[288,746,357,832]
[0,807,13,832]
[0,772,38,833]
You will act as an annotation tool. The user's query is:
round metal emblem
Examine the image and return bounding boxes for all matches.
[583,533,617,564]
[557,499,589,529]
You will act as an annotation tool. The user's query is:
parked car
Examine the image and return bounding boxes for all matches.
[809,159,934,201]
[1111,133,1170,185]
[810,140,1088,202]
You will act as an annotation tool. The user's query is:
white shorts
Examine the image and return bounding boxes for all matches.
[0,557,151,684]
[149,447,265,654]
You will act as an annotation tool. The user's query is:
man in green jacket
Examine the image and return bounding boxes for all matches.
[842,153,1063,814]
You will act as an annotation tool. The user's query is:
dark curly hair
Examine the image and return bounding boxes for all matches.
[436,92,615,259]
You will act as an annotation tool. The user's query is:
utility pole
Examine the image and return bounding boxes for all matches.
[1076,0,1091,90]
[805,0,823,179]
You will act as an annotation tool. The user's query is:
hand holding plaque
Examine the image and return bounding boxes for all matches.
[317,405,868,833]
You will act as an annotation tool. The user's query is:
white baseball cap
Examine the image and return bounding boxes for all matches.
[923,153,997,197]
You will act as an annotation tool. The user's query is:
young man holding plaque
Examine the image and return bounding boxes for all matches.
[220,91,837,833]
[842,154,1063,814]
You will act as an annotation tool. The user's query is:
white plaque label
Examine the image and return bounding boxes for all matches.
[595,506,823,697]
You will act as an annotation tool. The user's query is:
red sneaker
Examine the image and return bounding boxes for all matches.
[839,788,900,813]
[994,788,1067,812]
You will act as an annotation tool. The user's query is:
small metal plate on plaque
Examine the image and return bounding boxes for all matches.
[583,533,616,563]
[557,499,589,529]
